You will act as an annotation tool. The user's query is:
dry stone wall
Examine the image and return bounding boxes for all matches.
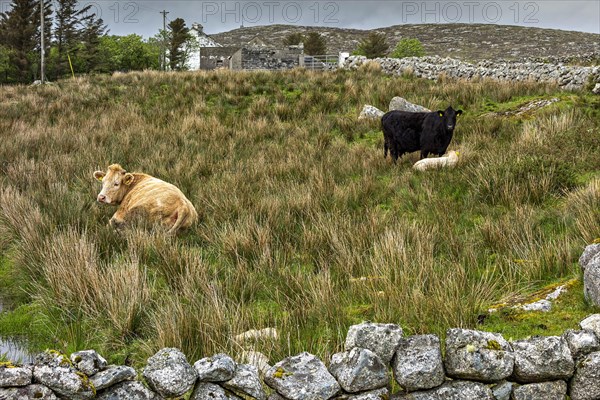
[4,319,600,400]
[2,245,600,400]
[343,55,600,91]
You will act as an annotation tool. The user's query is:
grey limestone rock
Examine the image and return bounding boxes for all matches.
[142,347,197,398]
[90,365,137,391]
[0,384,58,400]
[194,353,236,382]
[511,336,574,383]
[520,299,552,312]
[190,382,242,400]
[579,244,600,271]
[267,393,287,400]
[491,380,512,400]
[32,351,95,400]
[593,83,600,94]
[0,364,32,387]
[512,380,567,400]
[391,380,494,400]
[570,351,600,400]
[70,350,107,376]
[359,105,385,120]
[329,347,388,393]
[334,387,389,400]
[563,329,600,359]
[345,322,404,364]
[265,352,341,400]
[388,97,431,113]
[583,253,600,306]
[580,314,600,336]
[444,328,513,382]
[392,334,445,392]
[96,381,162,400]
[222,364,266,400]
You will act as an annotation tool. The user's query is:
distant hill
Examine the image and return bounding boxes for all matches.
[211,23,600,63]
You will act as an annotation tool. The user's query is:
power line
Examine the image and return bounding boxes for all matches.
[160,10,169,71]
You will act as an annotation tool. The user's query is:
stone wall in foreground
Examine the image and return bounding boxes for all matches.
[343,55,600,91]
[2,244,600,400]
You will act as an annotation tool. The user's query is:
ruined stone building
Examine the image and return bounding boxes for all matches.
[187,24,305,71]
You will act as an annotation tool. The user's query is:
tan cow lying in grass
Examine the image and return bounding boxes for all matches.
[93,164,198,234]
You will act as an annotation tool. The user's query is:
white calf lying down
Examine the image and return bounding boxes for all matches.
[413,151,459,171]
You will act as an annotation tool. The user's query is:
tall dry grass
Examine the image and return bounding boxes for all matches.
[0,68,598,364]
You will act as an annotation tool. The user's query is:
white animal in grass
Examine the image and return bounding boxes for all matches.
[413,150,459,171]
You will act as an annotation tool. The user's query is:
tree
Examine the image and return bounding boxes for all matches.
[53,0,104,77]
[167,18,190,71]
[0,0,39,81]
[79,12,107,72]
[98,34,160,72]
[390,38,425,59]
[283,32,304,46]
[0,45,15,82]
[354,32,389,59]
[304,32,326,55]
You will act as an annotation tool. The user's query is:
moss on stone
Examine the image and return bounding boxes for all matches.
[273,367,291,379]
[486,339,502,350]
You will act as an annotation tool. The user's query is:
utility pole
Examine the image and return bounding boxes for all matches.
[40,0,45,83]
[160,10,169,71]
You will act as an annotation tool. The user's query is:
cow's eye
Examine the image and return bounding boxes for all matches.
[114,182,119,187]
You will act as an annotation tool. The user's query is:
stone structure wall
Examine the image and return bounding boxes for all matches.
[2,246,600,400]
[343,55,600,90]
[241,47,304,71]
[198,47,241,70]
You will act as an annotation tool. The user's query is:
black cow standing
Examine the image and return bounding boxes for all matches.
[382,106,463,162]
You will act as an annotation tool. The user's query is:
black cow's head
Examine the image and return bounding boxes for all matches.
[436,107,463,131]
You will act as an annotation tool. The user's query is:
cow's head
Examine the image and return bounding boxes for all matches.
[93,164,135,205]
[437,107,463,132]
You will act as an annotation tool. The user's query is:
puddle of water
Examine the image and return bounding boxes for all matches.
[0,297,35,364]
[0,337,35,364]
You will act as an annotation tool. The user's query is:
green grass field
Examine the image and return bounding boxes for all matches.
[0,66,599,366]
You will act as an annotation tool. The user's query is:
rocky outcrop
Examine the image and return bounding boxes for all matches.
[358,105,384,120]
[388,97,430,112]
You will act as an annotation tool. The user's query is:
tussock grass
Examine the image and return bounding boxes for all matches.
[0,68,599,365]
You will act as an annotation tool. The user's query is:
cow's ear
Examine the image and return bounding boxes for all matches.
[437,111,444,117]
[94,171,105,181]
[123,173,135,186]
[456,110,463,116]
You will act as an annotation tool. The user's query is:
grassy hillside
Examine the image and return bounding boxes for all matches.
[211,23,600,63]
[0,67,599,366]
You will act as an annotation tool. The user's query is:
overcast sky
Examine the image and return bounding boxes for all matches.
[75,0,600,37]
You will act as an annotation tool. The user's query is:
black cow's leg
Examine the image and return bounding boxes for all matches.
[384,141,388,158]
[420,150,428,160]
[391,147,399,163]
